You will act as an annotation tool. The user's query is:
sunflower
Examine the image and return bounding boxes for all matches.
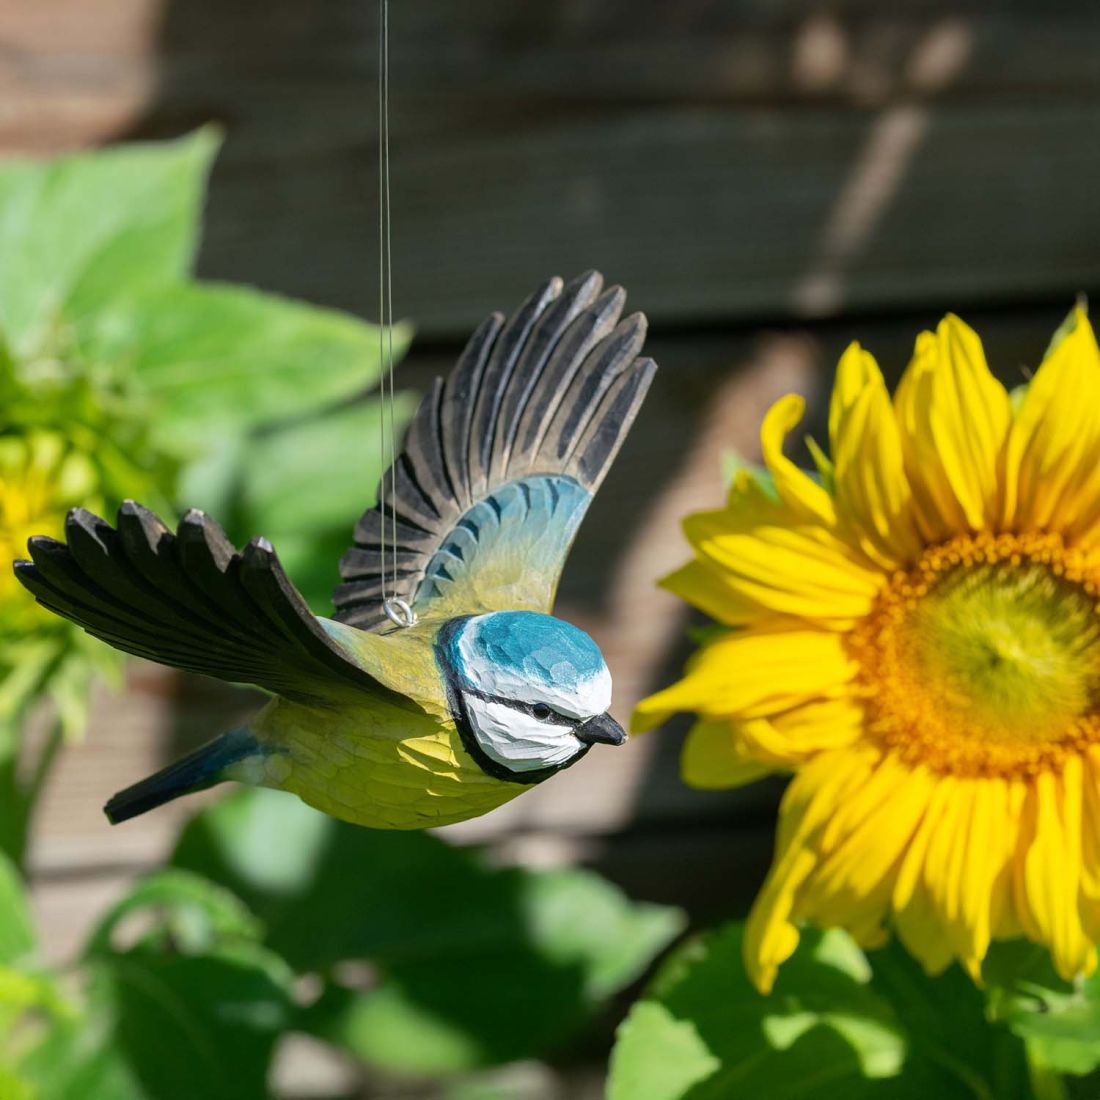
[0,432,95,630]
[635,307,1100,993]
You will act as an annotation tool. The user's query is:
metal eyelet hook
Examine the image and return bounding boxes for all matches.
[383,597,418,629]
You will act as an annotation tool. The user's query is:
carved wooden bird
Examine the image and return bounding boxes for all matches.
[14,272,656,828]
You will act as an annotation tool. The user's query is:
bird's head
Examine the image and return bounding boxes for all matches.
[436,610,626,782]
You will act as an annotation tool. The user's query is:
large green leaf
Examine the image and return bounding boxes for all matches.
[13,870,289,1100]
[83,869,263,959]
[173,787,683,1073]
[986,940,1100,1077]
[608,924,1031,1100]
[230,392,419,612]
[86,941,292,1100]
[70,869,291,1100]
[0,851,35,965]
[14,1016,145,1100]
[237,393,419,535]
[0,130,218,361]
[85,281,413,453]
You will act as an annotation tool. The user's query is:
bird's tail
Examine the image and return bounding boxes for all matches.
[105,727,264,825]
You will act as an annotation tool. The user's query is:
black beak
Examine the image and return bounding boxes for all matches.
[576,712,627,747]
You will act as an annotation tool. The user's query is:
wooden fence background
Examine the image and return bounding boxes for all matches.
[4,1,1100,1096]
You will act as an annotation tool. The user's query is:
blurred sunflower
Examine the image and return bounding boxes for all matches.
[636,307,1100,992]
[0,433,96,630]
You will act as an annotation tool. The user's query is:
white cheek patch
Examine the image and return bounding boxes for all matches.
[464,695,585,773]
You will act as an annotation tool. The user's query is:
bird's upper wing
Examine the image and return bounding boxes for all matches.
[15,504,407,706]
[333,271,656,628]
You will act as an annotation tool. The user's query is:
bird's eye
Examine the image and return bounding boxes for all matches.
[532,703,553,721]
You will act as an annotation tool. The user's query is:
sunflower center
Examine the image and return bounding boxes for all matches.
[850,532,1100,776]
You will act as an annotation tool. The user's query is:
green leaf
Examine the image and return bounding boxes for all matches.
[86,940,292,1100]
[231,393,418,612]
[0,851,35,965]
[70,869,291,1100]
[16,870,289,1100]
[238,393,418,535]
[0,129,218,361]
[173,787,683,1072]
[609,924,1032,1100]
[986,941,1100,1076]
[519,867,686,1002]
[1042,298,1087,363]
[85,281,413,451]
[720,450,779,498]
[868,939,1031,1099]
[610,924,904,1100]
[0,1064,35,1100]
[84,869,263,959]
[16,1018,145,1100]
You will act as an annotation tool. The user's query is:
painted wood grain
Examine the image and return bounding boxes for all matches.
[2,2,1099,334]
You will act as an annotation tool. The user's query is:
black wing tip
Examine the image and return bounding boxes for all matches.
[241,536,278,571]
[67,505,108,529]
[12,558,35,582]
[118,498,160,525]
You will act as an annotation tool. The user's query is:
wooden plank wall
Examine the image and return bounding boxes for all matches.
[4,2,1099,1096]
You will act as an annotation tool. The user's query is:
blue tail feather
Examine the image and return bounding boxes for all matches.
[104,728,262,825]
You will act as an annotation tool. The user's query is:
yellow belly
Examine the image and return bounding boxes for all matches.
[250,695,524,830]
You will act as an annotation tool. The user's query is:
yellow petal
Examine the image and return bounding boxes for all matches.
[798,754,931,936]
[894,882,955,976]
[680,718,774,789]
[1019,762,1096,980]
[743,746,880,993]
[632,627,858,732]
[737,697,865,766]
[917,776,1018,978]
[1003,307,1100,538]
[893,314,1012,541]
[760,394,836,527]
[660,560,778,628]
[1079,748,1100,941]
[684,508,881,629]
[829,343,922,568]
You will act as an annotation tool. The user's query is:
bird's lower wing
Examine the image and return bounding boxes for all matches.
[15,504,406,706]
[334,271,656,625]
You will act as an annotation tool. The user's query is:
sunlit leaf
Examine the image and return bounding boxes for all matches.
[0,130,218,361]
[986,940,1100,1076]
[85,281,413,452]
[608,924,1032,1100]
[85,941,292,1100]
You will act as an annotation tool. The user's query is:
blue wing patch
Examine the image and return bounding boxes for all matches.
[414,475,590,615]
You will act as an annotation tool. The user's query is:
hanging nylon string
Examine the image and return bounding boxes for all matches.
[378,0,416,629]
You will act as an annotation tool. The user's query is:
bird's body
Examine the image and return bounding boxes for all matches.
[241,617,509,831]
[14,272,656,829]
[237,614,548,830]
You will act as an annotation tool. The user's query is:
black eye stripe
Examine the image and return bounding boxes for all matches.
[461,687,576,725]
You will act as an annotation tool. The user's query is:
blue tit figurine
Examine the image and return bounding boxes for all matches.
[14,272,657,829]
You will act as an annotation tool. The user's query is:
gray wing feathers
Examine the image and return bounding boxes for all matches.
[333,271,655,629]
[15,504,389,703]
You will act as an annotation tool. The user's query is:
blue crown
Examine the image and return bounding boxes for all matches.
[451,611,606,691]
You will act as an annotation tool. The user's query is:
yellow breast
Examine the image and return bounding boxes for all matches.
[250,619,525,829]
